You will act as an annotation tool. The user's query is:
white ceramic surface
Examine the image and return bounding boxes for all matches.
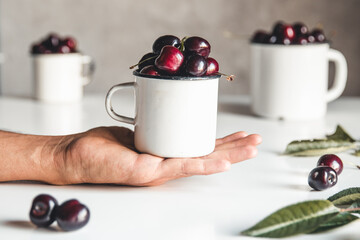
[250,43,348,121]
[1,94,360,240]
[33,53,94,103]
[106,73,219,158]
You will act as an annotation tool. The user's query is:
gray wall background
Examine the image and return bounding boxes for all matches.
[1,0,360,97]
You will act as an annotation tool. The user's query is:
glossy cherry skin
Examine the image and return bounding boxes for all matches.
[155,46,184,75]
[29,194,58,227]
[317,154,343,175]
[138,52,158,70]
[56,199,90,231]
[295,36,308,45]
[308,166,337,191]
[184,36,211,58]
[205,57,219,75]
[311,29,326,43]
[140,65,160,76]
[57,45,71,53]
[251,31,270,43]
[43,33,60,51]
[272,21,286,36]
[152,35,180,54]
[62,37,77,52]
[293,22,308,36]
[184,54,207,76]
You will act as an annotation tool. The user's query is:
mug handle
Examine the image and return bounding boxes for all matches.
[105,82,136,125]
[326,49,348,102]
[82,55,95,86]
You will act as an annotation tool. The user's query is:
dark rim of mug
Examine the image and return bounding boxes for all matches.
[133,70,220,80]
[250,42,330,46]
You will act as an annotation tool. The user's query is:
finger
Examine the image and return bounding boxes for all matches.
[215,134,262,151]
[159,157,231,179]
[210,144,258,164]
[216,131,248,146]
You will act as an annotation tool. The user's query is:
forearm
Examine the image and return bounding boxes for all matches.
[0,130,64,183]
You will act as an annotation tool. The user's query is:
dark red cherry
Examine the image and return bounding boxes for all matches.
[307,34,316,43]
[152,35,180,54]
[57,45,71,53]
[184,36,211,58]
[272,21,286,36]
[317,154,343,175]
[251,31,270,43]
[295,36,308,45]
[268,35,277,44]
[311,29,326,43]
[62,37,77,52]
[155,46,184,75]
[56,199,90,231]
[293,22,309,36]
[308,166,337,191]
[140,65,161,76]
[205,57,219,75]
[184,54,207,76]
[43,33,60,52]
[138,52,158,70]
[29,194,58,227]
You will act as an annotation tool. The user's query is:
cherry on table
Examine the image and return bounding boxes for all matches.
[184,36,211,58]
[155,46,184,74]
[317,154,343,175]
[308,166,338,191]
[29,194,58,227]
[56,199,90,231]
[152,35,180,54]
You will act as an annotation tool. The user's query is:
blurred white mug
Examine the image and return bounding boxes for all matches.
[33,53,94,103]
[250,43,347,120]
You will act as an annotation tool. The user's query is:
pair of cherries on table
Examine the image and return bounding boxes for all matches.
[29,194,90,231]
[251,21,327,45]
[308,154,343,191]
[132,35,219,77]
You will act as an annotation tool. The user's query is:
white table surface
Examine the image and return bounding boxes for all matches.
[0,93,359,240]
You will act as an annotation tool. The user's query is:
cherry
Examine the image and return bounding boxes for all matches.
[293,22,308,36]
[205,57,219,75]
[140,65,160,76]
[308,166,337,191]
[251,31,270,43]
[184,36,211,58]
[155,46,184,74]
[184,54,207,76]
[295,36,308,45]
[138,52,158,70]
[62,37,77,52]
[152,35,180,54]
[56,199,90,231]
[57,45,71,54]
[317,154,343,175]
[29,194,58,227]
[43,33,60,51]
[272,21,286,36]
[311,29,326,43]
[307,34,316,43]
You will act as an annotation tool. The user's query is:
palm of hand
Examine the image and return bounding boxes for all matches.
[59,127,261,186]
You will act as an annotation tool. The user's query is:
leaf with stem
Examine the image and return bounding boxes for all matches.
[328,187,360,207]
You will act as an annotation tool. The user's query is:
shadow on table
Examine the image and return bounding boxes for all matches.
[1,220,59,232]
[218,102,254,117]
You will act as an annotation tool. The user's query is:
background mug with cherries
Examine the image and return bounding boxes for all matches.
[31,33,95,103]
[250,22,348,121]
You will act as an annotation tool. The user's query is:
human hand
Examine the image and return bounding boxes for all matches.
[49,127,262,186]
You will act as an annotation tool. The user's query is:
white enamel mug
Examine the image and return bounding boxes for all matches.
[33,53,95,103]
[105,71,220,158]
[250,43,347,120]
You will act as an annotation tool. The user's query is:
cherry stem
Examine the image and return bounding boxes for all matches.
[340,207,360,213]
[218,72,235,82]
[129,55,157,70]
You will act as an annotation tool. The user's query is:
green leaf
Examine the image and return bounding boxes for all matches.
[346,201,360,214]
[284,125,357,156]
[284,139,356,156]
[241,200,340,238]
[328,187,360,207]
[326,125,356,143]
[309,212,359,234]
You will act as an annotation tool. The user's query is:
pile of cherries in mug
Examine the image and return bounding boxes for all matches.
[31,33,78,54]
[132,35,220,77]
[251,21,327,45]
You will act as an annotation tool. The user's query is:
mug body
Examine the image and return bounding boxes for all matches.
[33,53,84,103]
[250,43,330,120]
[134,73,219,158]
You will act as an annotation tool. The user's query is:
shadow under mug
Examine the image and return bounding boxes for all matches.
[105,71,220,158]
[33,53,95,103]
[250,43,347,120]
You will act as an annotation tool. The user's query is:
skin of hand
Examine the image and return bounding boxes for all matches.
[48,127,262,186]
